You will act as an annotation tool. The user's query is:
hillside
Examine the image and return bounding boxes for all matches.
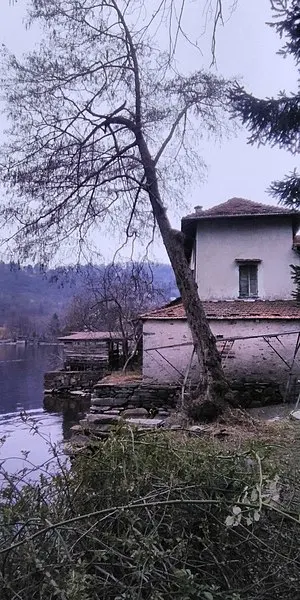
[0,262,176,339]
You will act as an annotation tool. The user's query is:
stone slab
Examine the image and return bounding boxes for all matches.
[93,424,111,433]
[85,413,120,425]
[93,383,139,391]
[122,408,149,418]
[70,390,89,398]
[189,425,206,434]
[124,418,165,428]
[70,425,83,433]
[290,409,300,421]
[91,396,128,407]
[90,406,111,413]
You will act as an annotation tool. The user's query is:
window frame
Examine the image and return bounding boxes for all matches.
[236,259,260,299]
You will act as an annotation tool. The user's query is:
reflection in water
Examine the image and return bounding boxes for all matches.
[0,344,62,414]
[0,408,64,476]
[0,345,83,473]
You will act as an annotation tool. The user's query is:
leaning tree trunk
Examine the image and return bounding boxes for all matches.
[137,134,229,418]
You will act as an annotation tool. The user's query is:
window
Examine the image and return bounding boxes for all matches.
[190,244,196,279]
[239,263,258,298]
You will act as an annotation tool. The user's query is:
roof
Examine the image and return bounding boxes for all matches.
[58,331,123,342]
[182,198,299,221]
[142,299,300,320]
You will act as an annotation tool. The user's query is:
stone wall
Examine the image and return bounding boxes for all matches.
[44,369,108,391]
[74,382,181,438]
[70,376,285,448]
[90,378,282,419]
[92,382,179,410]
[230,380,283,407]
[44,392,91,413]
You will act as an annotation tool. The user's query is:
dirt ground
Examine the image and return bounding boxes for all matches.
[248,403,295,421]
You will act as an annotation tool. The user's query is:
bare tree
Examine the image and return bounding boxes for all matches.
[64,262,170,368]
[0,0,233,415]
[64,295,97,334]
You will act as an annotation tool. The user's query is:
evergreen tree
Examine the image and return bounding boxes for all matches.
[48,312,61,340]
[230,0,300,208]
[230,0,300,298]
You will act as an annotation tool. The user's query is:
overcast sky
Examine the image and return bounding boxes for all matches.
[0,1,298,263]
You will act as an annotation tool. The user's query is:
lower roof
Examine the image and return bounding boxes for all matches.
[142,299,300,320]
[58,331,123,341]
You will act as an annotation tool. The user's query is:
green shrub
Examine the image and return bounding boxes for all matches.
[0,428,299,599]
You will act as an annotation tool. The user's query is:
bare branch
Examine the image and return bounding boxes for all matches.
[0,0,235,409]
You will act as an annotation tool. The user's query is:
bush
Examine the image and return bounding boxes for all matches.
[0,428,300,599]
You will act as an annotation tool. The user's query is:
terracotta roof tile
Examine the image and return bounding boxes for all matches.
[142,299,300,320]
[58,331,123,341]
[182,198,299,221]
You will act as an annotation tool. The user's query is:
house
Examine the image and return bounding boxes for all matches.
[58,331,125,371]
[44,331,129,395]
[142,198,300,395]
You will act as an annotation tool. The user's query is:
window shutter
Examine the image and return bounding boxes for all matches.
[239,266,249,297]
[249,265,258,296]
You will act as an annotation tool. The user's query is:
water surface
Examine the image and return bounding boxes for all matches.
[0,344,81,474]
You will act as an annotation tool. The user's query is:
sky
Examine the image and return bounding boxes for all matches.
[190,1,298,213]
[0,0,298,264]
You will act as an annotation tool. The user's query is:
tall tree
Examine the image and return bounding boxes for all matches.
[230,0,300,207]
[48,312,61,340]
[230,0,300,296]
[0,0,233,413]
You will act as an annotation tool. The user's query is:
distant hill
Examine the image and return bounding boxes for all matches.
[0,262,176,339]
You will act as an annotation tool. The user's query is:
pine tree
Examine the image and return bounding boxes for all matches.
[230,0,300,297]
[48,313,61,340]
[230,0,300,208]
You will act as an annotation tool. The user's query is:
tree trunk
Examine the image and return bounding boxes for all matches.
[137,134,229,419]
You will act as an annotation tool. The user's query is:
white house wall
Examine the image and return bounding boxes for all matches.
[143,319,197,385]
[214,319,300,386]
[143,318,300,389]
[195,217,300,300]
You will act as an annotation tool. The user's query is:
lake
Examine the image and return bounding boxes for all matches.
[0,344,83,475]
